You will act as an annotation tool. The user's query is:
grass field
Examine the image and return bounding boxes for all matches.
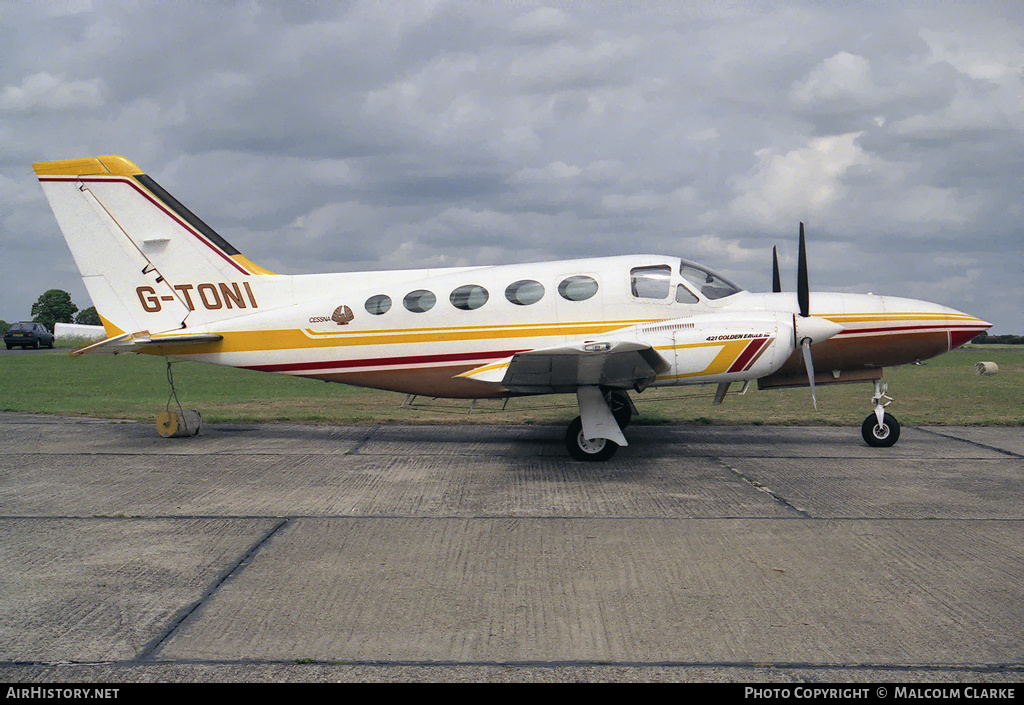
[1,346,1021,427]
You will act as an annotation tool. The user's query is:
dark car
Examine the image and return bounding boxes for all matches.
[4,321,55,349]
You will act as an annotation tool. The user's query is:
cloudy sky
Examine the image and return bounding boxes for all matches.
[2,1,1021,333]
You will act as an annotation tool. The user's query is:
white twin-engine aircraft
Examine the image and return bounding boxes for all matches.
[33,155,991,460]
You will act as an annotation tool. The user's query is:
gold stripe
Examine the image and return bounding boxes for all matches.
[98,314,126,339]
[824,313,982,324]
[653,339,750,380]
[33,155,143,177]
[148,319,660,355]
[457,361,510,378]
[301,318,658,339]
[231,254,276,275]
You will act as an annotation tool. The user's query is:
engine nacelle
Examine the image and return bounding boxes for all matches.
[627,311,842,387]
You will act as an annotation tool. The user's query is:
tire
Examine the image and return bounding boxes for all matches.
[862,413,900,447]
[565,416,618,461]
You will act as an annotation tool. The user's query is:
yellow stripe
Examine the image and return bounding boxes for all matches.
[231,254,276,275]
[824,312,982,324]
[146,319,660,356]
[98,314,126,339]
[457,361,510,378]
[33,155,143,177]
[653,339,750,380]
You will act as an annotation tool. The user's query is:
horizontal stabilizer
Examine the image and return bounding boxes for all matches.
[71,331,223,357]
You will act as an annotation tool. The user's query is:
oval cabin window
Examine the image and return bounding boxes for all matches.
[403,289,436,313]
[365,294,392,315]
[557,275,599,302]
[505,280,545,306]
[450,284,489,310]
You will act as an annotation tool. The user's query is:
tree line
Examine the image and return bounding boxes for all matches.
[972,332,1024,345]
[0,289,99,334]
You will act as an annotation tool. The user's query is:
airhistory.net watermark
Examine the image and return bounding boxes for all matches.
[6,688,119,700]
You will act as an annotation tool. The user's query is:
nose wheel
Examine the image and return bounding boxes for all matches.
[862,380,900,447]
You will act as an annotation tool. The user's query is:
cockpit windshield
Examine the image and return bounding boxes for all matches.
[678,260,743,300]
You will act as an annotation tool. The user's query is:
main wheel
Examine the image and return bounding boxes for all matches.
[862,413,900,447]
[565,416,618,461]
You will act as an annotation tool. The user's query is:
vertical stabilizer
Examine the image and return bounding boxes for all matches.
[33,156,273,335]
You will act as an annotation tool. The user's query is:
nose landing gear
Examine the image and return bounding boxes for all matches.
[862,380,900,447]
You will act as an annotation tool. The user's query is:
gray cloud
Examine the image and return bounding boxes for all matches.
[1,1,1020,334]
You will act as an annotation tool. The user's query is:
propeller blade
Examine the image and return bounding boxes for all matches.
[800,337,818,410]
[797,222,809,318]
[772,246,782,293]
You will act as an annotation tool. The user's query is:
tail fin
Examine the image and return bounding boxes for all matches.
[33,156,273,337]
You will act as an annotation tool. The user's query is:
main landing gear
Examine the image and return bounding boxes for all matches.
[565,388,633,461]
[862,379,900,447]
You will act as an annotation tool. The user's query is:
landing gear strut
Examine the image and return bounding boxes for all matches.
[565,387,633,461]
[861,379,899,447]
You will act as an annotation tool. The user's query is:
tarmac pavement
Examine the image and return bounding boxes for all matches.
[0,412,1022,683]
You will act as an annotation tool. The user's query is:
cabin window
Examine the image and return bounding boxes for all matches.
[403,289,436,313]
[365,294,392,315]
[505,280,545,306]
[558,275,599,302]
[675,284,699,304]
[630,265,672,299]
[450,284,489,310]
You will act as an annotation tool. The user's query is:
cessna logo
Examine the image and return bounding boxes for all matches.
[137,282,258,313]
[332,305,354,325]
[309,305,354,325]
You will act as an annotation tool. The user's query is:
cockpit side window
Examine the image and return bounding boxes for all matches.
[630,265,672,299]
[675,284,699,304]
[679,261,742,300]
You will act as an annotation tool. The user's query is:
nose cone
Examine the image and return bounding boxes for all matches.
[795,314,846,345]
[886,297,992,351]
[943,306,992,350]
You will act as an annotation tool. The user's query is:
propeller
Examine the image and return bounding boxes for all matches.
[772,246,782,293]
[797,222,809,318]
[787,222,843,410]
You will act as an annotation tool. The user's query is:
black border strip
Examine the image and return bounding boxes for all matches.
[135,174,241,256]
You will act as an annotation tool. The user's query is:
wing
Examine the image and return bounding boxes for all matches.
[458,340,670,394]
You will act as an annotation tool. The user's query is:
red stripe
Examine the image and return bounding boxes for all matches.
[728,337,768,374]
[242,349,528,374]
[836,324,985,336]
[40,175,250,275]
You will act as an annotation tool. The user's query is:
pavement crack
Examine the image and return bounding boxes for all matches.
[716,457,812,519]
[133,517,291,662]
[915,427,1023,458]
[344,424,381,455]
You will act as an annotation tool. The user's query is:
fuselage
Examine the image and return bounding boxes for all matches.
[141,254,990,398]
